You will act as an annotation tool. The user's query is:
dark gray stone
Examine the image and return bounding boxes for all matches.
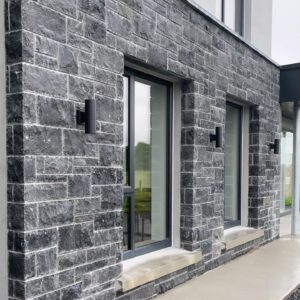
[68,33,93,53]
[23,2,66,42]
[99,145,122,167]
[68,175,91,198]
[64,130,97,157]
[58,251,86,270]
[107,11,132,38]
[75,198,101,215]
[43,157,71,174]
[61,283,82,300]
[147,43,168,69]
[58,223,94,253]
[39,201,74,227]
[23,64,68,98]
[8,203,37,231]
[39,0,77,17]
[85,16,106,44]
[22,183,67,202]
[101,185,123,210]
[58,270,75,288]
[22,125,62,156]
[36,36,58,57]
[92,168,117,185]
[94,44,124,74]
[6,31,34,64]
[36,248,57,276]
[95,211,121,230]
[9,253,35,280]
[133,15,156,41]
[59,45,78,74]
[25,275,57,298]
[16,229,57,252]
[87,245,111,262]
[78,0,106,20]
[69,75,94,101]
[37,96,75,128]
[97,96,123,124]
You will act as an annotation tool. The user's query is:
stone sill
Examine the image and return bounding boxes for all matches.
[224,226,264,251]
[116,247,203,292]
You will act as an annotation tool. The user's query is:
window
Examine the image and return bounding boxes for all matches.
[190,0,244,36]
[224,102,242,228]
[122,68,172,259]
[223,0,244,36]
[280,131,293,213]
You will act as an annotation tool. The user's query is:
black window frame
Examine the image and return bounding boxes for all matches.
[224,101,242,229]
[122,67,173,260]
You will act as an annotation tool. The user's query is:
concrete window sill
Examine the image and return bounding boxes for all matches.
[223,226,264,251]
[116,247,203,292]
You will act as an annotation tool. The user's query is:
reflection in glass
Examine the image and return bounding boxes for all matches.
[123,76,129,186]
[134,78,168,248]
[280,132,293,212]
[224,104,241,227]
[123,197,130,251]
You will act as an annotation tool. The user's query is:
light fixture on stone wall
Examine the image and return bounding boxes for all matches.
[76,99,96,134]
[270,139,280,154]
[210,127,222,148]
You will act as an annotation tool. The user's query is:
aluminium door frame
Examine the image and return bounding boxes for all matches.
[123,67,173,260]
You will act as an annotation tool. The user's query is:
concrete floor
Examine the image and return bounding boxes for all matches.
[158,215,300,300]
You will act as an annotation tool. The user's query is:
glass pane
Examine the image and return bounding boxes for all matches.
[123,76,129,186]
[134,78,168,248]
[192,0,223,20]
[224,0,236,31]
[122,197,130,251]
[224,104,241,226]
[280,132,293,212]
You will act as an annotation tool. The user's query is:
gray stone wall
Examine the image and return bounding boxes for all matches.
[5,0,280,299]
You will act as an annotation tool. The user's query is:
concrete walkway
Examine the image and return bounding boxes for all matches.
[157,235,300,300]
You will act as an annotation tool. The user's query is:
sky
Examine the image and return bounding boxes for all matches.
[272,0,300,65]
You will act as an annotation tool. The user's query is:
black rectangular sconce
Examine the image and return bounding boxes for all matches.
[270,139,280,154]
[210,127,222,148]
[76,99,96,134]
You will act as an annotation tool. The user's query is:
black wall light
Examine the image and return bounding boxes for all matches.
[270,139,280,154]
[210,127,222,148]
[77,99,96,134]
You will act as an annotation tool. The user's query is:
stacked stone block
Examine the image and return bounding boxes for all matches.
[5,0,281,299]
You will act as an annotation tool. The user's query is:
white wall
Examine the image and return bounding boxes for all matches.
[0,0,7,298]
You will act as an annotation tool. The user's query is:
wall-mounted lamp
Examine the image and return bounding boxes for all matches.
[210,127,222,148]
[76,99,96,134]
[270,139,280,155]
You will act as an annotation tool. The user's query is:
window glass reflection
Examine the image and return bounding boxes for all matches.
[224,103,241,227]
[280,131,293,212]
[134,78,168,248]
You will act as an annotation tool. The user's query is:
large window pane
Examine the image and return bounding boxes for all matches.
[192,0,223,20]
[134,78,168,248]
[280,131,293,212]
[224,0,236,31]
[225,103,241,227]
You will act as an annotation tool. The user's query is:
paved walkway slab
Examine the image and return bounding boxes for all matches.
[157,236,300,300]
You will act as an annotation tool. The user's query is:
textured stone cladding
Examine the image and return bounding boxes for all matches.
[5,0,280,299]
